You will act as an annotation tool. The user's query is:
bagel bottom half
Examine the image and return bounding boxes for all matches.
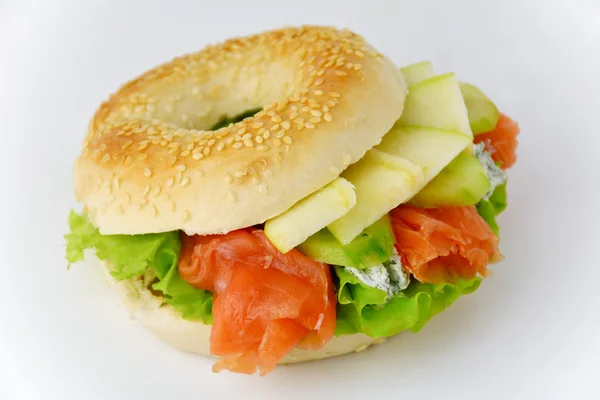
[96,256,385,364]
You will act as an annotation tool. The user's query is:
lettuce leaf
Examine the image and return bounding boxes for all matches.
[476,180,508,236]
[65,211,213,323]
[334,265,481,337]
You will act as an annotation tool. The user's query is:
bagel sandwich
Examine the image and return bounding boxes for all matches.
[65,25,519,376]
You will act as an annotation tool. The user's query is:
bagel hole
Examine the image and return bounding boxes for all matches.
[209,108,262,131]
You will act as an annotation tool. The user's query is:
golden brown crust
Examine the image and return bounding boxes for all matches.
[74,26,406,235]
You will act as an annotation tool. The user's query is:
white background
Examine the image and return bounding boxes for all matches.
[1,0,599,399]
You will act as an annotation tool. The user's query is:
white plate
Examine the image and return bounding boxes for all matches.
[1,1,599,399]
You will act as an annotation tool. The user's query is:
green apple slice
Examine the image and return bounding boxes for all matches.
[460,82,500,134]
[401,61,435,86]
[264,177,356,253]
[409,151,491,207]
[377,125,472,182]
[399,73,472,137]
[328,149,424,245]
[298,215,395,269]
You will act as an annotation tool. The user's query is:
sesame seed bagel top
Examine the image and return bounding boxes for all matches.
[74,26,407,235]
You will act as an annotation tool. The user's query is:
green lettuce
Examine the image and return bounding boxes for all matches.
[334,265,481,337]
[65,211,213,323]
[476,180,508,236]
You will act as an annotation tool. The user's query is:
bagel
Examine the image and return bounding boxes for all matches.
[68,25,418,375]
[74,25,407,235]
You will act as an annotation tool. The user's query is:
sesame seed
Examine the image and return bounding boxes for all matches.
[272,138,282,147]
[232,142,243,149]
[343,153,352,166]
[281,121,291,130]
[166,177,174,187]
[345,117,357,129]
[203,147,211,156]
[144,168,152,177]
[175,164,186,172]
[183,210,191,221]
[275,130,286,138]
[311,109,322,117]
[192,153,203,160]
[274,153,283,163]
[122,140,133,150]
[181,177,190,187]
[324,112,333,122]
[310,117,321,124]
[101,154,110,164]
[216,142,225,151]
[305,121,315,129]
[175,171,183,183]
[283,136,292,145]
[243,139,253,147]
[329,92,341,98]
[263,130,271,139]
[252,175,259,185]
[180,150,190,157]
[143,185,151,196]
[255,136,264,143]
[228,191,238,202]
[138,154,148,161]
[152,185,162,197]
[257,144,269,152]
[225,173,233,183]
[314,89,323,96]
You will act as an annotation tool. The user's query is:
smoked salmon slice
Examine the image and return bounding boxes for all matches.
[474,113,520,169]
[390,206,503,284]
[178,229,335,375]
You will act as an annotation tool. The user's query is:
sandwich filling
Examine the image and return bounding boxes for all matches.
[66,70,519,375]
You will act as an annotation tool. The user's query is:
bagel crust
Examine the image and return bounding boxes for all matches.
[98,258,383,365]
[74,26,407,235]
